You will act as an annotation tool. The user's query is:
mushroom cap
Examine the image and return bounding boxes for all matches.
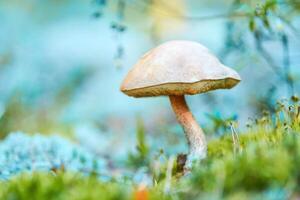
[121,40,241,97]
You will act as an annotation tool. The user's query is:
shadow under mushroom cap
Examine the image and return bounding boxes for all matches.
[121,78,240,97]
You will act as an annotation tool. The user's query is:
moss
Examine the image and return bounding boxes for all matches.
[181,100,300,199]
[0,172,131,200]
[0,100,299,200]
[0,132,107,180]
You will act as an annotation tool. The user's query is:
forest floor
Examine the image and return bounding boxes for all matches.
[0,99,299,200]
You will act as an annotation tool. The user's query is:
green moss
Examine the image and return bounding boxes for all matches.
[0,172,131,200]
[184,103,300,199]
[0,100,299,200]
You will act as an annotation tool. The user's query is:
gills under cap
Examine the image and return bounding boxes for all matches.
[121,40,241,97]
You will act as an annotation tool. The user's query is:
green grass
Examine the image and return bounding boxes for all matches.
[0,100,299,200]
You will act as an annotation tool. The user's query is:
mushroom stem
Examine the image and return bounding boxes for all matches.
[169,95,207,161]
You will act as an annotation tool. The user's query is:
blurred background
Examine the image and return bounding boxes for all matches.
[0,0,299,167]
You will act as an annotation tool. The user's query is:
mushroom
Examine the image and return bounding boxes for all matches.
[120,40,241,167]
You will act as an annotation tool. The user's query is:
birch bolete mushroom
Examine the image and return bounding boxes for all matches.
[120,40,241,165]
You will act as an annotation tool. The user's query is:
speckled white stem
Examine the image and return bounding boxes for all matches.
[169,95,207,163]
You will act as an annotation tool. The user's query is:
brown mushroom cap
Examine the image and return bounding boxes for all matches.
[121,40,241,97]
